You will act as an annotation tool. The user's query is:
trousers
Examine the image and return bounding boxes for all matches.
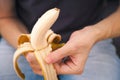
[0,38,120,80]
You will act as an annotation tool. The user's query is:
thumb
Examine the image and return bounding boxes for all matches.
[45,43,71,64]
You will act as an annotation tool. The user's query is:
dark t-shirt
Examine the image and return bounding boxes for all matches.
[16,0,103,42]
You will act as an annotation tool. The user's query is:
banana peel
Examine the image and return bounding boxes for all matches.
[13,8,64,80]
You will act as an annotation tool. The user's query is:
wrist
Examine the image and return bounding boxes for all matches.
[81,26,103,44]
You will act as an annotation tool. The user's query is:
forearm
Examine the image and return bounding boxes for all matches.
[92,7,120,42]
[0,17,28,48]
[0,0,28,48]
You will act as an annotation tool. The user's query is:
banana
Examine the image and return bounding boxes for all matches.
[13,8,63,80]
[31,8,60,50]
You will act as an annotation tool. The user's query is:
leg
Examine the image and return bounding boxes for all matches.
[0,38,19,80]
[18,54,44,80]
[58,39,120,80]
[0,38,43,80]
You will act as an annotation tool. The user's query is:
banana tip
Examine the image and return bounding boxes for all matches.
[54,8,60,11]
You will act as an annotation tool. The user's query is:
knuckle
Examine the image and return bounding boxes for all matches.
[74,67,84,74]
[71,31,80,37]
[33,70,38,74]
[68,45,78,54]
[76,69,83,74]
[33,69,42,75]
[25,53,34,63]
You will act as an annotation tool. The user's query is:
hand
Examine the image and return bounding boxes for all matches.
[24,52,43,75]
[45,26,99,74]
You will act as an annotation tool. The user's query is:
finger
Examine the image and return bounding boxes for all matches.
[32,68,43,75]
[54,61,84,74]
[45,43,72,64]
[54,55,87,74]
[54,62,77,74]
[24,52,38,65]
[30,62,41,71]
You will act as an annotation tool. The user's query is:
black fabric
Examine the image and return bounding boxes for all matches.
[16,0,104,42]
[15,0,119,43]
[15,0,120,56]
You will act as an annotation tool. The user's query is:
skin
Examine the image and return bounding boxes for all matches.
[0,0,120,75]
[0,0,28,48]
